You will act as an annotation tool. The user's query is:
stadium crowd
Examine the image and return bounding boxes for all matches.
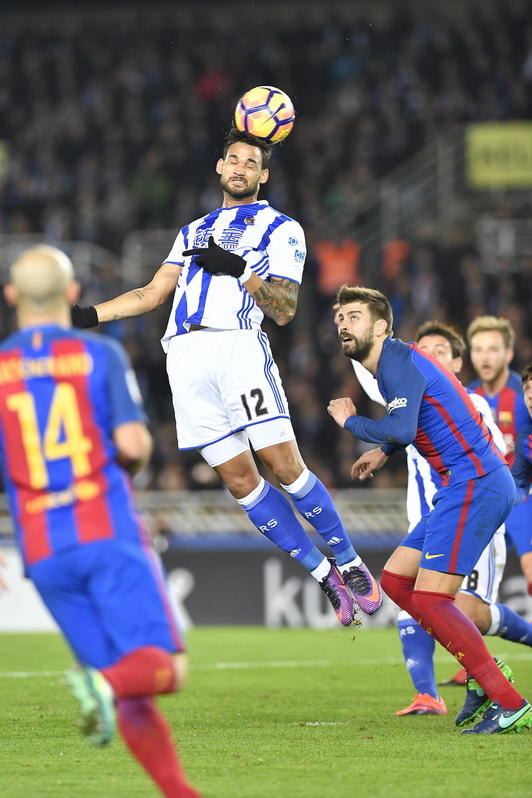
[2,1,532,490]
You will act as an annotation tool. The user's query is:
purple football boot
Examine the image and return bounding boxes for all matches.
[342,562,383,615]
[319,559,357,626]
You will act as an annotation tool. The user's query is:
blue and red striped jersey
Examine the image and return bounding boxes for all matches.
[467,370,529,468]
[0,325,147,566]
[345,338,506,486]
[512,422,532,504]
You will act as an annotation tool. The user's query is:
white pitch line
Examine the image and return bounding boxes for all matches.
[1,651,531,678]
[0,670,63,678]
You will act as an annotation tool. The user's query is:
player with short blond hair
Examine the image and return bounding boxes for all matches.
[467,315,532,596]
[0,245,200,797]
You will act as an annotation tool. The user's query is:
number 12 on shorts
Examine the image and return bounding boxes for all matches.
[240,388,268,421]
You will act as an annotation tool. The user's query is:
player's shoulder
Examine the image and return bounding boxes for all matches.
[0,330,21,352]
[507,370,524,393]
[384,337,413,359]
[256,201,303,230]
[70,328,129,363]
[516,421,532,441]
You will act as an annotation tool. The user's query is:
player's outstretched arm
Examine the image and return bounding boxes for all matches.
[97,262,182,322]
[72,262,182,327]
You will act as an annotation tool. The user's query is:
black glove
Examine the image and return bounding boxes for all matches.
[183,235,246,278]
[71,304,99,328]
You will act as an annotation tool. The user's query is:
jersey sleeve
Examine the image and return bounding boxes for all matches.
[266,219,306,284]
[511,428,532,504]
[344,348,425,446]
[162,228,186,266]
[102,338,147,428]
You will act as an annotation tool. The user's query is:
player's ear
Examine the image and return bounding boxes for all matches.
[259,168,269,185]
[215,158,224,175]
[505,347,514,366]
[66,280,81,305]
[3,283,17,307]
[453,356,463,374]
[375,318,388,337]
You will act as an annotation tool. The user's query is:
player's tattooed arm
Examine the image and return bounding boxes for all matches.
[95,263,182,322]
[249,276,299,326]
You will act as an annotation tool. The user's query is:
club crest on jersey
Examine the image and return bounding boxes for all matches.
[498,410,513,427]
[388,396,408,412]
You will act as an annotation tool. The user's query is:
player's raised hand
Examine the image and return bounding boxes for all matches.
[183,235,248,279]
[351,447,389,482]
[327,397,357,428]
[71,304,99,328]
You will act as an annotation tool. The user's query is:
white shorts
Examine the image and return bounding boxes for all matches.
[458,526,506,604]
[166,328,295,460]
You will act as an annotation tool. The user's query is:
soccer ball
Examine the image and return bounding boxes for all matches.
[234,86,295,144]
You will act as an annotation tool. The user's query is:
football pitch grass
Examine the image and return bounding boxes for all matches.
[1,627,530,798]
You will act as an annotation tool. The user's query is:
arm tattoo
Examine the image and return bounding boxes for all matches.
[111,288,147,320]
[251,277,299,325]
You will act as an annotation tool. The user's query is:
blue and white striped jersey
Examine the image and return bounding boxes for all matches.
[161,200,305,350]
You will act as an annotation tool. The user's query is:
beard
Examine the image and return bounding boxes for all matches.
[342,329,374,363]
[220,175,260,201]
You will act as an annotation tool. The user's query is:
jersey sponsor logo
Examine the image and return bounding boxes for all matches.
[244,216,255,225]
[24,479,101,514]
[388,396,408,412]
[425,552,445,559]
[498,410,514,427]
[294,249,305,264]
[218,229,244,250]
[288,237,298,246]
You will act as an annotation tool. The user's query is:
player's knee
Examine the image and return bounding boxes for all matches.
[171,652,188,691]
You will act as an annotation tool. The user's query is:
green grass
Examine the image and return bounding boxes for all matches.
[1,628,531,798]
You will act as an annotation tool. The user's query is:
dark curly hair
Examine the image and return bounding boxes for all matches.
[223,127,272,170]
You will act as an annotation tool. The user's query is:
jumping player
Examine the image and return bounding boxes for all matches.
[328,285,532,734]
[0,245,200,797]
[70,127,382,625]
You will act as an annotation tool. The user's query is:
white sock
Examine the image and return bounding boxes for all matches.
[487,603,501,636]
[280,468,311,494]
[337,556,362,573]
[237,478,266,507]
[310,558,331,582]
